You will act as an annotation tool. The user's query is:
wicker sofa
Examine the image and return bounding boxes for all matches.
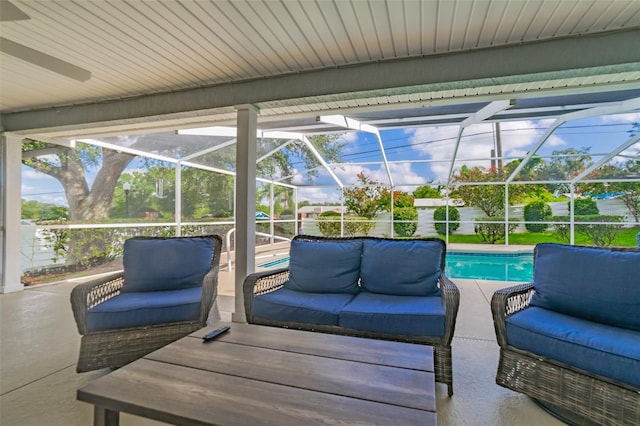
[492,243,640,425]
[71,235,222,372]
[243,235,460,395]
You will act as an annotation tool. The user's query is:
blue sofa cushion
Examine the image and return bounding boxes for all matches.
[530,243,640,331]
[339,292,445,337]
[86,287,202,332]
[122,237,214,292]
[360,239,443,296]
[252,287,356,326]
[285,238,363,294]
[506,306,640,388]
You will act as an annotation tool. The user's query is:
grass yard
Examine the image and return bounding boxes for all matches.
[445,227,640,247]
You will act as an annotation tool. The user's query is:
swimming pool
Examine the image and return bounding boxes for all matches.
[445,251,533,282]
[258,251,534,282]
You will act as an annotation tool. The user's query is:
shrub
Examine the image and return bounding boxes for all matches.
[576,215,624,246]
[474,217,518,244]
[344,216,375,236]
[523,201,552,232]
[393,207,418,237]
[317,211,341,237]
[573,198,599,215]
[550,215,571,243]
[433,206,460,235]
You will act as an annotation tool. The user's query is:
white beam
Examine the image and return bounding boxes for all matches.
[234,105,258,322]
[180,138,237,161]
[507,96,640,183]
[1,134,24,293]
[301,136,344,188]
[460,100,513,128]
[318,115,393,186]
[4,29,639,133]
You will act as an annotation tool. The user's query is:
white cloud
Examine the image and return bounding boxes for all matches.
[599,112,640,124]
[23,169,54,180]
[406,120,569,180]
[297,187,340,203]
[337,131,359,143]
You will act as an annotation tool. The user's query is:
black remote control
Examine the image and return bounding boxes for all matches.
[202,326,230,342]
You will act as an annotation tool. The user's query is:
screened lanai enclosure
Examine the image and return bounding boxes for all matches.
[19,88,640,284]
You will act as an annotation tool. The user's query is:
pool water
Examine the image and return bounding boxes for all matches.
[258,251,534,282]
[445,251,533,282]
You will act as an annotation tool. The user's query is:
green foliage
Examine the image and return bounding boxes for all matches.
[452,166,530,217]
[523,201,552,232]
[433,206,460,235]
[578,158,640,222]
[474,217,518,244]
[344,217,375,236]
[575,215,624,246]
[317,211,375,237]
[317,211,342,237]
[342,172,389,219]
[539,147,593,185]
[413,185,442,199]
[393,207,418,237]
[392,191,415,208]
[257,134,345,182]
[21,199,68,220]
[573,198,599,215]
[551,215,625,246]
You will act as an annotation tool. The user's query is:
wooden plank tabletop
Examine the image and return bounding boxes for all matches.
[78,323,437,426]
[189,322,434,372]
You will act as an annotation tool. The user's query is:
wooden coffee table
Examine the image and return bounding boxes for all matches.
[78,322,437,425]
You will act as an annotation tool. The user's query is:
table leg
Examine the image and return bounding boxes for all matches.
[94,406,119,426]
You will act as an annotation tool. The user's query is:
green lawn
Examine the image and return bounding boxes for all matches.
[444,227,639,247]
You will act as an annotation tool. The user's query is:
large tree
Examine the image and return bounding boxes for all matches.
[22,134,345,222]
[22,140,135,221]
[578,157,640,223]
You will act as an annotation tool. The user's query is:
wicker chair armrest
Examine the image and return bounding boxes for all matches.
[439,275,460,345]
[70,271,125,335]
[243,268,290,322]
[491,282,535,347]
[200,264,221,324]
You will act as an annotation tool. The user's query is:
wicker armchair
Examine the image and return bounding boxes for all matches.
[492,244,640,426]
[71,235,222,372]
[244,236,460,395]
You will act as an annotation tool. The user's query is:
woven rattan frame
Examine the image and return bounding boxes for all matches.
[243,235,459,396]
[491,245,640,426]
[70,234,222,372]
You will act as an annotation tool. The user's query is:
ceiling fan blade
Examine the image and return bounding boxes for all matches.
[0,1,30,21]
[0,37,92,81]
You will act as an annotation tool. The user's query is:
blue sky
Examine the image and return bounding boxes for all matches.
[21,113,640,207]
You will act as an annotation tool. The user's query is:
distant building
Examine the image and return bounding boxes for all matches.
[413,198,465,208]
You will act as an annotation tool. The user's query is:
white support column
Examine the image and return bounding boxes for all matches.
[175,163,182,236]
[1,134,24,293]
[233,105,258,322]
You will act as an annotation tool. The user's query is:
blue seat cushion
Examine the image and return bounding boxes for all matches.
[339,292,445,337]
[86,287,202,332]
[252,287,356,326]
[284,237,363,294]
[360,238,443,296]
[529,243,640,331]
[506,306,640,389]
[122,237,214,292]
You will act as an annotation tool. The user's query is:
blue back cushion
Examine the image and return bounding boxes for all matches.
[360,239,444,296]
[284,238,363,294]
[121,237,214,292]
[530,243,640,331]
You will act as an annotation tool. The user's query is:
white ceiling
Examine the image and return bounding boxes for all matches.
[1,0,640,137]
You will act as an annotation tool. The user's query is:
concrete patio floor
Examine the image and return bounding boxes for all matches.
[1,265,564,425]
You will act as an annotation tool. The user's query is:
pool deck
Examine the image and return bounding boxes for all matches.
[1,241,562,426]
